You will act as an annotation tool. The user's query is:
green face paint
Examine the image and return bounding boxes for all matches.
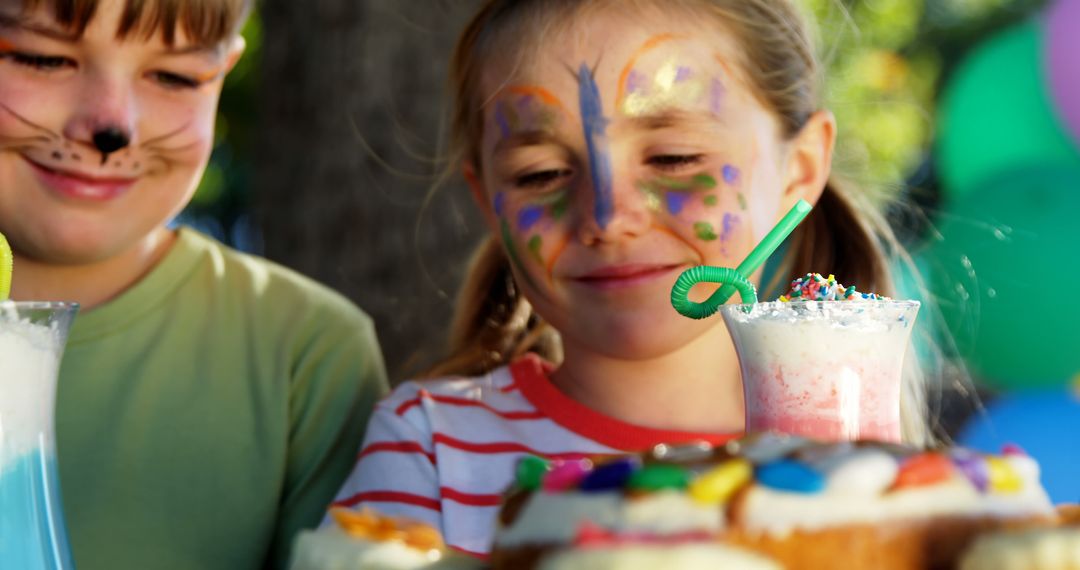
[501,218,541,291]
[527,235,544,264]
[737,193,748,211]
[703,195,718,207]
[694,221,719,241]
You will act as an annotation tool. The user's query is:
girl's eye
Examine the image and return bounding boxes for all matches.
[516,168,571,189]
[150,71,202,90]
[648,154,705,170]
[4,52,74,71]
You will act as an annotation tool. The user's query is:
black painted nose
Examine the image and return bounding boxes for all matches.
[92,128,130,155]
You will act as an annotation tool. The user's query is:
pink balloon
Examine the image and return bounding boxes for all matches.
[1047,0,1080,147]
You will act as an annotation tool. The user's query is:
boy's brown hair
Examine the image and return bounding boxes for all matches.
[19,0,251,45]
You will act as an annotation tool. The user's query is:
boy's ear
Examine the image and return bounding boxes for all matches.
[463,161,500,233]
[780,110,835,211]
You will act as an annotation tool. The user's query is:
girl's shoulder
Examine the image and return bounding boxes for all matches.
[376,360,528,414]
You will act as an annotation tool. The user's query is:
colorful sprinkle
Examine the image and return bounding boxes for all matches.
[580,457,638,492]
[1001,443,1028,457]
[756,460,825,494]
[893,453,953,490]
[516,456,550,490]
[544,459,594,492]
[823,449,898,496]
[778,273,888,302]
[628,464,691,492]
[689,459,752,504]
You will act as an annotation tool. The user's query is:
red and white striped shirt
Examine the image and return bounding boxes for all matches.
[328,354,737,557]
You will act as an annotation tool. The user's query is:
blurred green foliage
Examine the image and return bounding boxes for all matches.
[806,0,1045,203]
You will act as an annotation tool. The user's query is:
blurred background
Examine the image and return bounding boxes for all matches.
[185,0,1080,500]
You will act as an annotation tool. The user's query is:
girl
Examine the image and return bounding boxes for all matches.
[331,0,927,557]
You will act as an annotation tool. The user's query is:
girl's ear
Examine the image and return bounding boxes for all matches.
[464,161,500,233]
[223,36,247,75]
[780,110,836,212]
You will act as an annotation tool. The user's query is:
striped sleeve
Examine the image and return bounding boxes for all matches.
[325,394,443,532]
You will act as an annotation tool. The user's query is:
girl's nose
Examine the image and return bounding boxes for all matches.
[576,175,652,245]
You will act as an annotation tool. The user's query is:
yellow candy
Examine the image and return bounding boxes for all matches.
[986,457,1023,494]
[689,458,752,505]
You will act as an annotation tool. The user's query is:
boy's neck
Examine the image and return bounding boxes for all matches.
[550,326,745,434]
[10,227,178,311]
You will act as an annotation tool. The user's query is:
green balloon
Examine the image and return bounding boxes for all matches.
[922,163,1080,389]
[936,20,1080,200]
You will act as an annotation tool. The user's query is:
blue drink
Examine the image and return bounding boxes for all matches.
[0,302,78,570]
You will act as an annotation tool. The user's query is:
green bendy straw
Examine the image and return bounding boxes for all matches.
[0,231,11,301]
[671,199,813,319]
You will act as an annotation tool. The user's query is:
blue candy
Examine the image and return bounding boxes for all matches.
[579,457,638,492]
[756,460,825,494]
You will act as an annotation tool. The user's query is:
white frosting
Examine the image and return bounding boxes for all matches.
[289,528,464,570]
[738,475,1053,537]
[0,309,64,470]
[496,490,723,548]
[537,543,781,570]
[960,527,1080,570]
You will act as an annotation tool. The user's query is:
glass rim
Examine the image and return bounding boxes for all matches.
[0,300,81,311]
[720,299,921,310]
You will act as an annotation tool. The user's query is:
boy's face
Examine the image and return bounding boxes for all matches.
[0,0,242,264]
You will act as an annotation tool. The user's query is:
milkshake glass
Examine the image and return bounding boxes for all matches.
[0,301,78,569]
[720,300,919,443]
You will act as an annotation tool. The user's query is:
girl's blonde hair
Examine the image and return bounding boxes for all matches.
[429,0,930,445]
[19,0,251,46]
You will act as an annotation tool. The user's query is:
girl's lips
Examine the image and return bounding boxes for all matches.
[24,157,137,202]
[572,263,684,290]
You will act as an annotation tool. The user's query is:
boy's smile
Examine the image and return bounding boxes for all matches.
[0,0,242,264]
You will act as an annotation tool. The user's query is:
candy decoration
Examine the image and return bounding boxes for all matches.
[330,508,444,551]
[756,460,825,494]
[1046,0,1080,149]
[627,464,690,493]
[736,433,810,465]
[516,456,550,491]
[543,459,593,492]
[893,453,953,490]
[689,459,752,505]
[1001,443,1028,457]
[950,451,990,492]
[580,457,638,492]
[986,457,1024,494]
[651,441,714,463]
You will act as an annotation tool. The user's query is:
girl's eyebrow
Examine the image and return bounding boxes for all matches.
[493,131,559,156]
[624,109,725,131]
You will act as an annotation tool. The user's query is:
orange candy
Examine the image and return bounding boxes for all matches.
[892,453,953,490]
[330,508,445,551]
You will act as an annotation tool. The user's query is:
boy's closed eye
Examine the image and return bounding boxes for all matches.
[1,50,74,71]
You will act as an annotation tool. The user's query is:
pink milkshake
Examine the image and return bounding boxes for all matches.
[720,275,919,443]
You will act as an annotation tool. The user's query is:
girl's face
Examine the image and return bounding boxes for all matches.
[0,0,242,264]
[469,12,831,359]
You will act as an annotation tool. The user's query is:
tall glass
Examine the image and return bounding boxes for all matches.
[0,301,79,569]
[720,300,919,443]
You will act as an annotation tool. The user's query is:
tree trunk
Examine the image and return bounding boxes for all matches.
[255,0,484,381]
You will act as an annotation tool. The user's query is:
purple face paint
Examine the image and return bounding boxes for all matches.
[709,78,726,115]
[665,191,692,215]
[494,192,506,217]
[627,70,648,94]
[518,205,545,232]
[720,213,739,243]
[722,164,740,185]
[674,66,693,83]
[578,64,614,229]
[494,102,513,140]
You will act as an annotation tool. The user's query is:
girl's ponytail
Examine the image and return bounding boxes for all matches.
[424,236,559,378]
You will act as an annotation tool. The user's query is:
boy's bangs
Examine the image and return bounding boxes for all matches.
[21,0,250,46]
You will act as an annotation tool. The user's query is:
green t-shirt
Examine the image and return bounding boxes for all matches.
[55,228,389,570]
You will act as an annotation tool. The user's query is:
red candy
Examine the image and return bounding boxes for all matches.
[892,453,953,489]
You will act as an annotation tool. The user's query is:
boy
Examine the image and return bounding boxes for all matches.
[0,0,388,568]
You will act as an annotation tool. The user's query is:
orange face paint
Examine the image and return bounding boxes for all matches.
[615,33,679,109]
